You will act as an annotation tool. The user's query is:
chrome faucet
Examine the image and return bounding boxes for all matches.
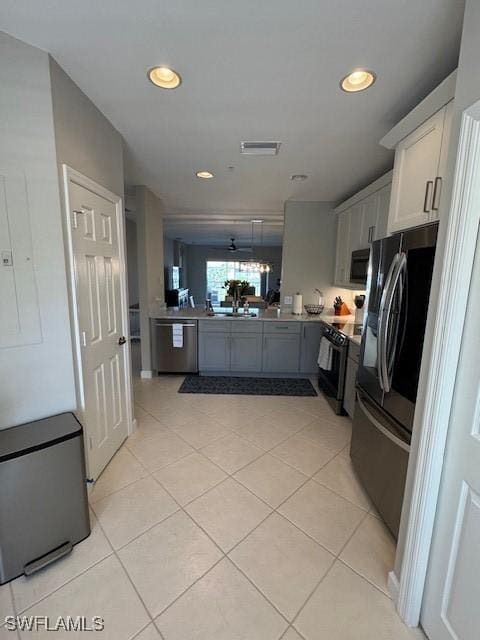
[232,287,239,313]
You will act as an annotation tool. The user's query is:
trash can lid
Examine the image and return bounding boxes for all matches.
[0,413,83,463]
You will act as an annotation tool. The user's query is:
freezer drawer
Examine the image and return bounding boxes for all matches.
[151,319,198,372]
[350,388,410,538]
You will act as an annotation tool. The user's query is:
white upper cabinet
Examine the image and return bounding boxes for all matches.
[388,101,453,233]
[374,182,391,240]
[348,202,364,253]
[334,210,351,286]
[333,172,392,288]
[359,193,378,247]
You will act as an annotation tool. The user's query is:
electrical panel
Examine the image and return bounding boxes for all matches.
[0,172,42,348]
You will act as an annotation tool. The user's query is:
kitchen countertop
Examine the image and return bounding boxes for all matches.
[150,307,358,324]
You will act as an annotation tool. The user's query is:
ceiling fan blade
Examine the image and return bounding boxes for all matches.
[237,247,253,252]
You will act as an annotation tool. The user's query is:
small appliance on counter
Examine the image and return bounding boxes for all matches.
[0,413,90,584]
[354,294,366,324]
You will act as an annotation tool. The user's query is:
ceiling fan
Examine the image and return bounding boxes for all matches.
[226,238,252,253]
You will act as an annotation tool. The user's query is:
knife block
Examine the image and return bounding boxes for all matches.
[334,302,351,316]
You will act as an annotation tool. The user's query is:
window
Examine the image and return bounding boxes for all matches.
[206,261,261,304]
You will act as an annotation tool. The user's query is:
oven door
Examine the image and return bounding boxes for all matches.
[317,338,347,402]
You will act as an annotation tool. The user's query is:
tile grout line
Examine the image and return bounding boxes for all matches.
[139,382,392,632]
[17,379,368,636]
[88,505,160,639]
[336,556,394,600]
[119,387,364,563]
[135,378,394,623]
[287,510,373,634]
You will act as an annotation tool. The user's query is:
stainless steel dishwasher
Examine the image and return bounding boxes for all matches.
[150,318,198,372]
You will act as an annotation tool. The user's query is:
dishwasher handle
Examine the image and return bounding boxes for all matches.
[155,323,196,328]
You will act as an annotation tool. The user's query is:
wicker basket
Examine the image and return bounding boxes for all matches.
[304,304,324,315]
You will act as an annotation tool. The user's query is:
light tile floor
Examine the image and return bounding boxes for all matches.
[0,370,425,640]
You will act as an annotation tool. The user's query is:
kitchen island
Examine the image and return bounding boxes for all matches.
[150,307,357,376]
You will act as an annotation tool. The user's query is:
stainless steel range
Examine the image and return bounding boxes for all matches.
[317,322,362,415]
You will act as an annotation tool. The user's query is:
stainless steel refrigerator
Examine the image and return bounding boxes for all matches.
[351,223,438,537]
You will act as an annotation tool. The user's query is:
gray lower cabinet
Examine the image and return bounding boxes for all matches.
[300,323,323,373]
[262,333,300,373]
[198,319,321,375]
[198,331,230,371]
[230,333,263,372]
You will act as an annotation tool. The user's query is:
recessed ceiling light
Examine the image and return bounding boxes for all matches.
[291,174,308,181]
[196,170,214,179]
[340,69,376,92]
[148,66,182,89]
[251,219,264,223]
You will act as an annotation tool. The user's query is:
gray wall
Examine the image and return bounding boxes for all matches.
[135,186,165,373]
[126,219,139,306]
[49,57,124,197]
[186,244,283,304]
[0,32,76,427]
[280,201,362,312]
[164,236,174,270]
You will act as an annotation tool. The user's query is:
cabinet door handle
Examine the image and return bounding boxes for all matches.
[368,225,375,244]
[423,180,434,213]
[431,177,442,211]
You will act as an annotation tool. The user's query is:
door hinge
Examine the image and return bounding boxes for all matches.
[85,477,95,484]
[88,436,93,450]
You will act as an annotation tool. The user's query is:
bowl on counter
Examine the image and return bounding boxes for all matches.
[304,304,324,315]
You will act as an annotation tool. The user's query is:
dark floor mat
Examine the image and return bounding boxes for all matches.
[178,375,317,396]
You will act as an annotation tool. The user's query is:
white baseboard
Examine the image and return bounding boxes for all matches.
[140,370,153,379]
[129,417,137,436]
[388,571,400,605]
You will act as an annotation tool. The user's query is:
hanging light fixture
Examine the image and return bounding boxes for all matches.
[238,220,273,274]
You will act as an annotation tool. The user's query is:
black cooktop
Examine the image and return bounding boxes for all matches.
[330,322,363,338]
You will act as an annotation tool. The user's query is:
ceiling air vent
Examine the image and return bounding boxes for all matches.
[240,141,281,156]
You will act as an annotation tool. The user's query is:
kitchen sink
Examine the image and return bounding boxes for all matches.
[211,311,257,318]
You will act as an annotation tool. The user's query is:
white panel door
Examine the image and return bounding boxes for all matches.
[421,230,480,639]
[70,181,129,479]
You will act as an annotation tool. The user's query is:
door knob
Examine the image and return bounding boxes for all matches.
[118,336,126,345]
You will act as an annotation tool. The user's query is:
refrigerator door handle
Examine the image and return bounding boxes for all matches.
[357,393,410,453]
[381,253,407,393]
[378,254,399,390]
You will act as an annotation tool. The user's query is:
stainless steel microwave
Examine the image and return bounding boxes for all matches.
[350,248,370,285]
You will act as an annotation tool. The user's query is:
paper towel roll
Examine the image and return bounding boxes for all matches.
[293,293,303,315]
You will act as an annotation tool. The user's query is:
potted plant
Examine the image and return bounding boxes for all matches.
[223,280,250,297]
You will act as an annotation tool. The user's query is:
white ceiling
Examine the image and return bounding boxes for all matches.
[1,0,464,245]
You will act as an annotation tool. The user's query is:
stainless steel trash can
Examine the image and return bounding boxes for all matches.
[0,413,91,584]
